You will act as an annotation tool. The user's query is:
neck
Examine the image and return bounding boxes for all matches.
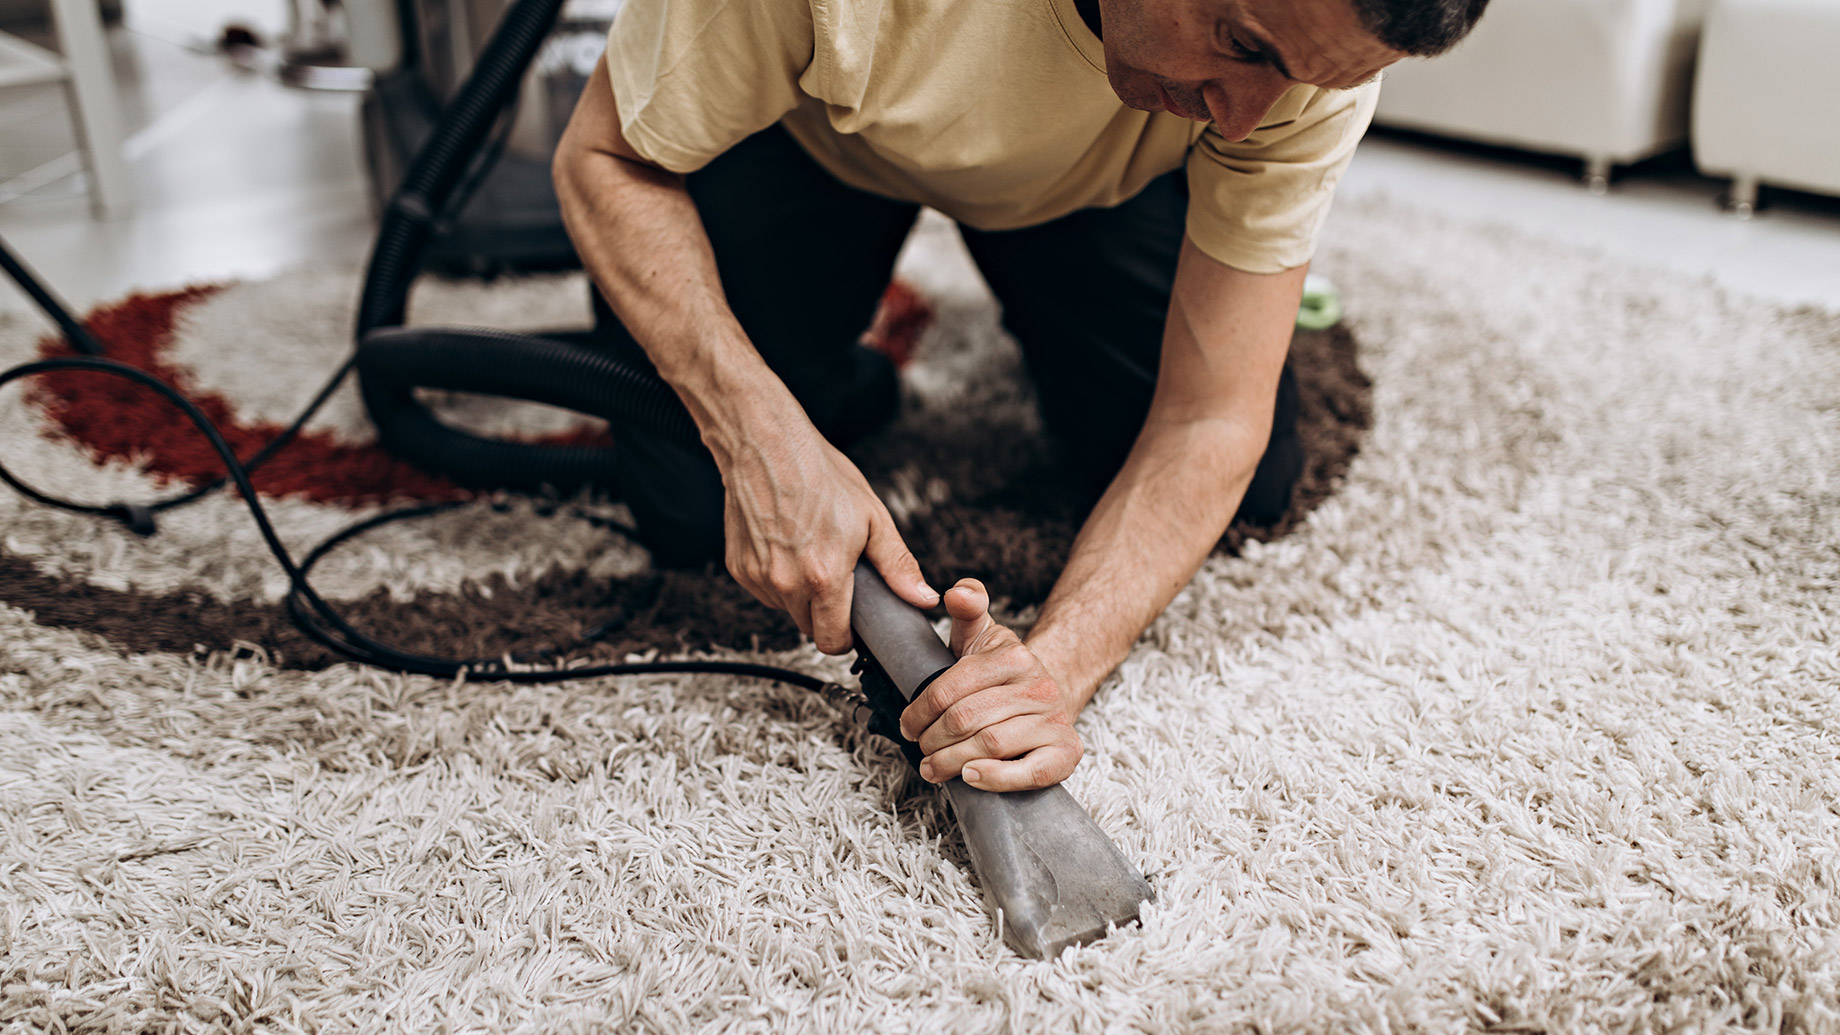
[1073,0,1102,39]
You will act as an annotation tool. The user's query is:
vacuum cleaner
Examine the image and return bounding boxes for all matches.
[358,0,612,272]
[0,0,1153,959]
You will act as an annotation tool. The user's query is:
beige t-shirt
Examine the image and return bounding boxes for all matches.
[605,0,1378,273]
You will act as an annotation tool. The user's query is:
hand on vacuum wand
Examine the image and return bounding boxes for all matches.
[898,578,1084,792]
[715,416,939,655]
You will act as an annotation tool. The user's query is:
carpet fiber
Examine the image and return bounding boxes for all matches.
[1,201,1837,1032]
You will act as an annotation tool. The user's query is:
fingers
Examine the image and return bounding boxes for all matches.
[863,510,939,610]
[893,586,1084,791]
[900,638,1029,743]
[916,714,1083,791]
[959,742,1083,792]
[805,507,930,654]
[807,574,854,655]
[769,560,854,655]
[724,543,853,653]
[944,578,1002,657]
[719,451,930,654]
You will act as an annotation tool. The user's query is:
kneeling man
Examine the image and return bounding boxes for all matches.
[555,0,1488,791]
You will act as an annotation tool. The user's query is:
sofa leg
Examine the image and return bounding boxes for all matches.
[1723,175,1760,219]
[1582,155,1612,195]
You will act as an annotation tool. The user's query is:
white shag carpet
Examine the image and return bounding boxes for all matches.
[1,197,1838,1033]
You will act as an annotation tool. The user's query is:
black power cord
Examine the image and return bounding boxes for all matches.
[0,354,837,691]
[0,236,107,357]
[1,230,360,535]
[0,236,841,695]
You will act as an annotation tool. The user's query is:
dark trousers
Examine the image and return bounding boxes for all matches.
[592,125,1300,567]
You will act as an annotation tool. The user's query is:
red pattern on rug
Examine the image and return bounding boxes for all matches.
[28,282,933,507]
[31,286,469,504]
[861,280,932,369]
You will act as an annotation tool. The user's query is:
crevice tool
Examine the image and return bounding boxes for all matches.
[849,561,1154,959]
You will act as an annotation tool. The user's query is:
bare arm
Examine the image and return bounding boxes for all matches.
[552,60,745,404]
[553,57,937,649]
[902,239,1303,789]
[1030,241,1304,707]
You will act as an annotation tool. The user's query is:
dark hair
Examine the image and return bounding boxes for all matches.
[1351,0,1491,56]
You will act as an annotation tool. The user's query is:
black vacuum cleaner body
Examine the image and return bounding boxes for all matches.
[361,0,614,274]
[352,0,1153,958]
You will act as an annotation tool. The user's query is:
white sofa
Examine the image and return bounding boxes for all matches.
[1691,0,1840,214]
[1373,0,1708,192]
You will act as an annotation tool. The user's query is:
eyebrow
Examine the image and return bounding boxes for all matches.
[1237,26,1297,81]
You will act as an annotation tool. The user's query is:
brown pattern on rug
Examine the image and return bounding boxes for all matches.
[0,324,1367,668]
[898,322,1372,606]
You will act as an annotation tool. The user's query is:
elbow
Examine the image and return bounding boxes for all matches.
[551,136,588,214]
[1149,406,1270,456]
[1214,418,1275,492]
[1145,409,1273,490]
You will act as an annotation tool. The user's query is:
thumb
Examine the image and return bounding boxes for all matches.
[944,578,1008,656]
[864,510,940,610]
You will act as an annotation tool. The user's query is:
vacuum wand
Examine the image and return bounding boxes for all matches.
[848,562,1153,959]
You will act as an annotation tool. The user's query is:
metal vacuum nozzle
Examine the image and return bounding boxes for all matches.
[849,562,1153,959]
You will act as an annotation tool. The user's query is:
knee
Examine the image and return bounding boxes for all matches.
[612,436,725,570]
[1234,365,1303,527]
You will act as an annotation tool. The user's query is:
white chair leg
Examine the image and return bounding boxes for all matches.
[343,0,402,72]
[48,0,130,217]
[1724,174,1760,219]
[1582,154,1612,196]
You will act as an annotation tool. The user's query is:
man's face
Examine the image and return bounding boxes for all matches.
[1098,0,1405,141]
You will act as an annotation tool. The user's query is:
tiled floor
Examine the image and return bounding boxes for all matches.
[3,5,1839,331]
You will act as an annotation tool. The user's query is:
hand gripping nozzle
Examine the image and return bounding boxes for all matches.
[847,562,1153,959]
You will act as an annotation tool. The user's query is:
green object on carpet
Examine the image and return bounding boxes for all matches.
[1296,273,1343,330]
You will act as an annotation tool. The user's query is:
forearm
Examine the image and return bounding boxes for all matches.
[552,59,806,463]
[1027,415,1265,707]
[1025,240,1305,710]
[555,59,938,645]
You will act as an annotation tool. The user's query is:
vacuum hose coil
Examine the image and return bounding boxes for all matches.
[354,0,688,492]
[357,327,698,491]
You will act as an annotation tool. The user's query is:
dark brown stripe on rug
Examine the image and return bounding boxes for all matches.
[0,325,1369,670]
[0,552,801,670]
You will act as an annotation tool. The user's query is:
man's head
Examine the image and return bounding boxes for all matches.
[1098,0,1488,141]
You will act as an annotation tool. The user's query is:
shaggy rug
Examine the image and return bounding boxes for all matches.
[1,200,1837,1032]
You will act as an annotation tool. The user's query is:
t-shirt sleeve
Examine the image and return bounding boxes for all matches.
[605,0,815,173]
[1185,80,1380,274]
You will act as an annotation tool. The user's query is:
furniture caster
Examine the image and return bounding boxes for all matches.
[1721,174,1760,219]
[1583,155,1612,196]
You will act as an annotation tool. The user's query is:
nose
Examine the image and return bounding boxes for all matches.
[1201,74,1294,141]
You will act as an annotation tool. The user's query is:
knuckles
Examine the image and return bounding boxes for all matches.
[933,672,975,708]
[769,560,843,600]
[796,563,835,594]
[1037,749,1077,786]
[764,561,802,598]
[726,551,775,600]
[938,703,979,740]
[1028,735,1084,787]
[995,641,1037,673]
[746,558,836,610]
[976,725,1012,760]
